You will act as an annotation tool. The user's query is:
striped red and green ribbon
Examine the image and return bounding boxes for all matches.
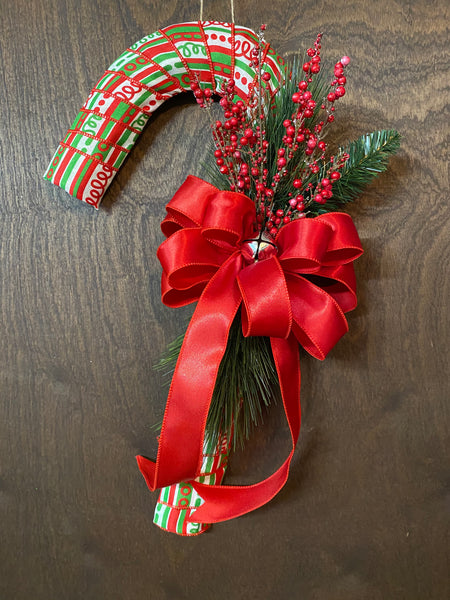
[153,436,229,536]
[44,21,285,208]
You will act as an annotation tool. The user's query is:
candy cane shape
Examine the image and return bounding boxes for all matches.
[44,21,286,208]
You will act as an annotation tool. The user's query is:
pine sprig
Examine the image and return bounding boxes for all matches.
[155,313,279,450]
[328,129,401,206]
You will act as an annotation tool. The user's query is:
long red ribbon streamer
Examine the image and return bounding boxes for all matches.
[137,175,363,524]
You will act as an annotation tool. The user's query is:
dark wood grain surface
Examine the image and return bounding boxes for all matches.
[1,0,448,598]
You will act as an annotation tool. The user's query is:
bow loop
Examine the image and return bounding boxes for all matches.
[287,274,349,360]
[157,229,229,307]
[276,218,333,273]
[238,256,292,338]
[315,213,364,265]
[161,175,256,245]
[201,190,256,247]
[161,176,217,235]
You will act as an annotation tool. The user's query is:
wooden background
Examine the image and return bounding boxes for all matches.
[1,0,448,598]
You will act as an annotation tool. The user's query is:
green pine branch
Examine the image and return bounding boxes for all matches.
[332,129,401,203]
[306,129,401,215]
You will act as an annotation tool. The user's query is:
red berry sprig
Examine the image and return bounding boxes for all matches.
[196,28,352,239]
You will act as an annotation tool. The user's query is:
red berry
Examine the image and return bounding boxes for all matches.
[311,64,320,74]
[330,171,341,180]
[277,157,287,168]
[302,62,310,73]
[240,137,248,145]
[298,81,308,91]
[278,148,285,157]
[327,92,336,102]
[292,92,301,103]
[262,72,271,81]
[293,179,302,189]
[220,165,228,174]
[335,86,346,97]
[341,55,350,66]
[283,119,292,128]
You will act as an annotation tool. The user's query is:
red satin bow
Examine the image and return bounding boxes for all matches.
[137,175,363,524]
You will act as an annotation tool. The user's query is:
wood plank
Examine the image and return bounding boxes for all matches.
[0,1,448,598]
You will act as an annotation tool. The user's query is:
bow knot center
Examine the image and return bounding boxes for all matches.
[241,232,278,264]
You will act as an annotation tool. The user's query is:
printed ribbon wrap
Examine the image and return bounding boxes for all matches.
[154,437,229,536]
[137,175,363,530]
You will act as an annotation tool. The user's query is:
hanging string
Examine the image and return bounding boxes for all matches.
[200,0,235,22]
